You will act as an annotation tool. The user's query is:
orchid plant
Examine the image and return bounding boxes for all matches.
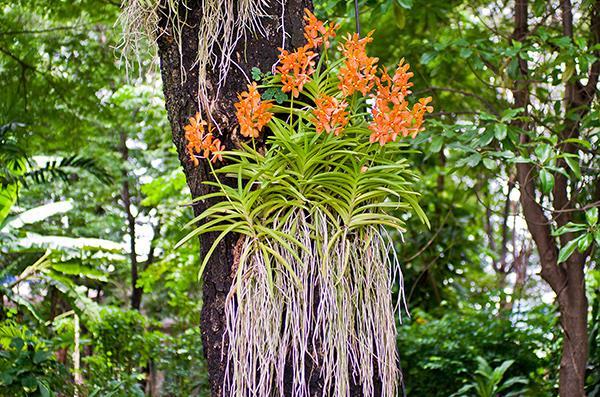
[180,9,432,397]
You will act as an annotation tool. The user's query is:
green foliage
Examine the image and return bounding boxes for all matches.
[0,122,112,229]
[151,328,209,396]
[82,309,209,397]
[0,322,72,397]
[83,309,149,397]
[553,207,600,263]
[0,250,105,323]
[451,357,528,397]
[398,307,557,396]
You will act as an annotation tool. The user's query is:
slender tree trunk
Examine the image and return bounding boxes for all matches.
[511,1,594,395]
[558,254,588,396]
[120,130,143,310]
[553,1,597,394]
[155,2,309,395]
[504,244,529,312]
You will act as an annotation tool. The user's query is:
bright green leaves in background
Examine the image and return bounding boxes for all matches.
[553,207,599,264]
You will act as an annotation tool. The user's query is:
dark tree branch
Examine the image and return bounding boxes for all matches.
[585,0,600,98]
[418,86,499,114]
[119,130,142,311]
[561,0,574,38]
[510,0,566,292]
[498,175,516,273]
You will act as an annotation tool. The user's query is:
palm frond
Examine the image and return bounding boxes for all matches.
[1,155,112,188]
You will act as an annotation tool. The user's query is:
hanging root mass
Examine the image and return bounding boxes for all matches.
[224,210,404,397]
[118,0,277,109]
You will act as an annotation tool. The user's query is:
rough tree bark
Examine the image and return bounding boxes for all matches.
[511,0,599,395]
[155,1,310,395]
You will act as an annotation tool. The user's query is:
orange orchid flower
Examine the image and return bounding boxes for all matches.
[369,97,412,145]
[312,94,349,136]
[303,8,339,49]
[409,96,434,136]
[375,60,414,105]
[207,138,225,163]
[184,112,224,164]
[276,45,318,98]
[234,82,274,138]
[338,32,379,96]
[368,61,432,145]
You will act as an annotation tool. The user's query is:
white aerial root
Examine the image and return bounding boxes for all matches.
[119,0,279,111]
[223,209,403,396]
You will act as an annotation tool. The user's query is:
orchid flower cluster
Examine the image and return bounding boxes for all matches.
[184,9,432,165]
[184,112,224,165]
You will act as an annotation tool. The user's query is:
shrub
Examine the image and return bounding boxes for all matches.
[0,320,72,397]
[397,307,556,396]
[152,328,209,396]
[83,308,149,397]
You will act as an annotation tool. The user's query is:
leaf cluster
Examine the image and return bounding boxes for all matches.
[180,58,428,283]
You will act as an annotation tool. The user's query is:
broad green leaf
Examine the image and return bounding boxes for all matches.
[396,0,413,9]
[0,372,13,386]
[482,158,495,170]
[494,124,507,140]
[564,155,581,179]
[10,337,24,351]
[585,207,598,226]
[33,350,52,364]
[577,233,592,253]
[51,263,106,281]
[420,51,436,65]
[558,236,583,264]
[466,153,482,167]
[430,136,444,153]
[479,129,495,146]
[37,381,51,397]
[480,112,498,121]
[534,144,552,164]
[538,169,554,194]
[552,222,587,236]
[500,107,524,122]
[562,138,592,149]
[562,62,575,82]
[495,150,515,159]
[21,375,38,389]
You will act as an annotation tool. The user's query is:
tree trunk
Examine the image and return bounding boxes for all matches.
[517,160,589,396]
[119,130,142,311]
[155,2,309,395]
[511,1,592,395]
[557,254,588,397]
